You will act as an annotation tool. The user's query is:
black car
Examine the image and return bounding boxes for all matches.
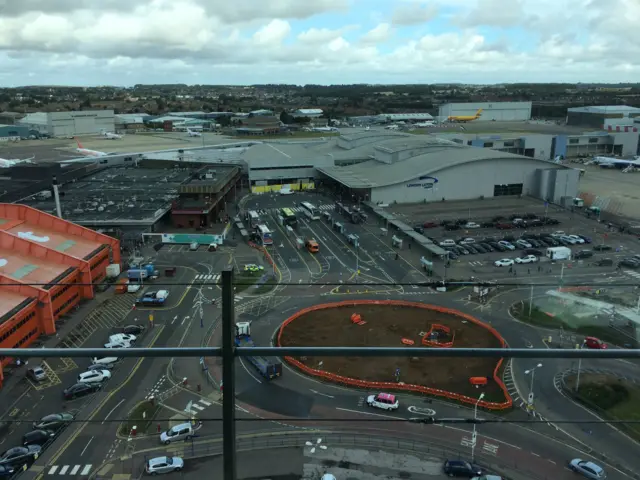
[443,459,483,477]
[480,242,495,252]
[63,382,101,400]
[524,248,543,257]
[33,413,74,431]
[119,325,146,336]
[0,446,41,468]
[413,225,425,234]
[574,250,593,259]
[0,465,16,478]
[444,223,461,231]
[593,244,612,251]
[618,259,640,269]
[543,218,560,225]
[22,430,55,447]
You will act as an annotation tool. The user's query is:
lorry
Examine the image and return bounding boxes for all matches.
[546,246,572,261]
[234,322,282,380]
[136,290,169,305]
[127,264,159,281]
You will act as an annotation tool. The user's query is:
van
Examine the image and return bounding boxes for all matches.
[189,242,199,251]
[546,246,572,261]
[160,422,194,444]
[207,243,217,252]
[305,239,319,253]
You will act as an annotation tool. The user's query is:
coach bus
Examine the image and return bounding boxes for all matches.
[280,208,298,228]
[255,224,273,246]
[247,210,260,228]
[300,202,320,220]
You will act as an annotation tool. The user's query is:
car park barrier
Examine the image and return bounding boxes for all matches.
[277,300,512,410]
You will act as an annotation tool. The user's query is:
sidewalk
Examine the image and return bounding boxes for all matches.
[0,289,125,418]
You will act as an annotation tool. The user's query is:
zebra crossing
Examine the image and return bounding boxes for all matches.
[46,464,92,475]
[624,270,640,280]
[184,397,214,416]
[194,273,221,283]
[269,204,335,215]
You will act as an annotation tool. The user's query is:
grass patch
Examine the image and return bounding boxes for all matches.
[119,400,160,436]
[510,302,637,347]
[234,272,263,294]
[564,374,640,442]
[253,276,278,295]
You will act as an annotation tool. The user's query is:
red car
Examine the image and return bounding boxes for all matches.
[496,223,514,230]
[423,222,438,228]
[583,336,607,349]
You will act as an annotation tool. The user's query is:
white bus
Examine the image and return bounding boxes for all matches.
[255,224,273,246]
[247,210,260,228]
[300,202,320,220]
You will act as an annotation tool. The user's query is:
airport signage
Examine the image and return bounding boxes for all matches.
[407,175,439,189]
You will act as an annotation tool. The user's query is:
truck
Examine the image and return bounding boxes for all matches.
[136,290,169,305]
[127,264,159,281]
[234,322,282,380]
[546,246,572,261]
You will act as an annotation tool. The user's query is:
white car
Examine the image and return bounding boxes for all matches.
[560,235,578,244]
[498,240,515,250]
[459,238,475,245]
[78,370,111,384]
[109,333,136,344]
[464,222,480,229]
[515,239,532,248]
[127,283,141,293]
[145,456,184,475]
[439,239,456,247]
[494,258,515,267]
[568,235,585,244]
[104,340,132,349]
[550,231,566,238]
[366,393,399,411]
[515,255,538,264]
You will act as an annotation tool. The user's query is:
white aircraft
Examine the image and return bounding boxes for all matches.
[385,125,399,130]
[591,156,640,168]
[75,138,109,157]
[0,156,35,168]
[312,126,339,132]
[187,129,202,137]
[100,130,123,139]
[415,121,435,127]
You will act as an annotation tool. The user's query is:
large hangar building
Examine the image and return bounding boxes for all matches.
[18,110,115,137]
[438,102,532,122]
[316,132,579,204]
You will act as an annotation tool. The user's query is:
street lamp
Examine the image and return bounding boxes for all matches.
[524,363,543,409]
[471,392,484,461]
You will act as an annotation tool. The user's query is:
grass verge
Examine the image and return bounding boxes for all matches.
[234,272,264,294]
[564,373,640,442]
[510,301,637,347]
[253,276,277,295]
[119,400,161,436]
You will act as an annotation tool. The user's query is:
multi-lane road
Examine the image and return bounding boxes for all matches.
[3,191,639,479]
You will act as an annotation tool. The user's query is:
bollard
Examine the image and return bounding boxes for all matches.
[149,395,155,406]
[197,384,201,392]
[157,424,161,433]
[131,426,137,437]
[182,377,188,387]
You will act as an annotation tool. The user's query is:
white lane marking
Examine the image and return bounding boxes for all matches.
[199,399,212,407]
[310,389,335,399]
[80,436,94,456]
[239,358,262,384]
[102,399,125,425]
[70,465,80,475]
[81,465,92,475]
[336,407,401,420]
[192,403,205,411]
[59,466,69,474]
[48,466,58,474]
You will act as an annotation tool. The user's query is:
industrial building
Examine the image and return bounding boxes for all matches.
[0,204,120,386]
[17,110,116,137]
[314,132,578,204]
[114,114,150,131]
[377,113,434,123]
[436,129,640,159]
[566,105,640,129]
[438,102,533,122]
[0,125,29,140]
[293,109,323,118]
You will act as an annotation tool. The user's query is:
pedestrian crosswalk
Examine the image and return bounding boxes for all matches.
[625,270,640,280]
[468,261,484,267]
[234,296,244,303]
[47,464,92,475]
[268,204,335,215]
[195,274,221,282]
[184,397,214,416]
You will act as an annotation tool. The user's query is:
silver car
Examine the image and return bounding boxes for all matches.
[569,459,606,479]
[145,456,184,475]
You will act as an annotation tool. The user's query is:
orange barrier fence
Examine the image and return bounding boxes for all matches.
[277,300,512,410]
[421,323,455,348]
[247,242,275,269]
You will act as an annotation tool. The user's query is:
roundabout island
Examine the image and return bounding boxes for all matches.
[277,300,512,409]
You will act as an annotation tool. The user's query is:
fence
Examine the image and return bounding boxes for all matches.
[277,299,512,410]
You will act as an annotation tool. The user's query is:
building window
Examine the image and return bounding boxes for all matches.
[493,183,523,197]
[588,138,599,144]
[54,293,79,316]
[569,138,579,144]
[0,311,36,343]
[483,142,494,148]
[503,141,514,147]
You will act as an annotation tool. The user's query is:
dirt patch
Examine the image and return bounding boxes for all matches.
[279,303,507,402]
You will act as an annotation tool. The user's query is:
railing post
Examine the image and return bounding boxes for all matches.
[221,267,236,480]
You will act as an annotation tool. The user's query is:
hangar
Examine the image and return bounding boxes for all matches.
[438,102,532,122]
[18,110,115,137]
[0,204,121,387]
[317,132,579,204]
[567,105,640,129]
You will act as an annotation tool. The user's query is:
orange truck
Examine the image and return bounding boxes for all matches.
[305,238,319,253]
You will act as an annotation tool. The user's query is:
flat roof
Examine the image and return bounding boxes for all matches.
[568,105,640,114]
[0,219,102,260]
[0,251,71,285]
[0,289,33,320]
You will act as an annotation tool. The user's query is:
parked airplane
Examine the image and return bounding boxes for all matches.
[0,156,35,168]
[448,109,483,123]
[312,126,339,132]
[592,156,640,168]
[100,130,123,139]
[385,124,400,130]
[75,138,109,157]
[187,129,202,137]
[415,121,435,127]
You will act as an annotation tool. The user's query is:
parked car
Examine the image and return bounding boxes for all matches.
[443,460,483,478]
[515,255,538,264]
[108,333,136,344]
[574,250,593,260]
[495,223,513,230]
[145,456,184,475]
[22,430,55,447]
[0,446,41,468]
[583,337,607,350]
[578,235,592,243]
[33,413,74,431]
[77,370,111,384]
[26,366,46,382]
[568,235,585,244]
[524,248,543,257]
[63,382,101,400]
[444,223,461,231]
[423,221,438,229]
[593,244,612,251]
[366,393,399,411]
[440,239,456,247]
[494,259,515,267]
[515,239,532,249]
[594,258,613,267]
[498,240,515,251]
[413,225,424,234]
[459,238,475,245]
[118,325,146,336]
[464,222,480,229]
[568,459,607,479]
[0,465,15,478]
[618,259,640,269]
[87,362,114,371]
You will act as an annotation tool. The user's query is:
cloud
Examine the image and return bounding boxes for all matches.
[297,26,358,44]
[360,24,392,44]
[391,3,438,26]
[253,19,291,45]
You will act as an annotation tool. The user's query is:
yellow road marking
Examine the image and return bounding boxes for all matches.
[35,326,166,479]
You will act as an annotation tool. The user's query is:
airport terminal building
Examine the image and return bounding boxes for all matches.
[438,102,532,122]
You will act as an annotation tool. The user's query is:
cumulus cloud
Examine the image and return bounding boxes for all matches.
[0,0,637,85]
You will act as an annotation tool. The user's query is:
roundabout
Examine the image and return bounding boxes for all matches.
[277,300,512,409]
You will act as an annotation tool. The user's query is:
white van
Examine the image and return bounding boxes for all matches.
[279,186,294,195]
[160,422,195,444]
[546,246,572,261]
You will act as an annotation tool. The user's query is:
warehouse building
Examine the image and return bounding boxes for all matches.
[0,125,29,140]
[377,113,434,123]
[438,102,532,122]
[17,110,115,137]
[566,105,640,128]
[316,132,579,204]
[436,129,640,159]
[0,204,121,386]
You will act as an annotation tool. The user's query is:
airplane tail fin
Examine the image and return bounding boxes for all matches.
[75,137,84,149]
[476,109,483,117]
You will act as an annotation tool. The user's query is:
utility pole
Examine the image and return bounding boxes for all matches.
[221,267,236,480]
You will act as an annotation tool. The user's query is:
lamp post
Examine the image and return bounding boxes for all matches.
[524,363,543,409]
[471,392,485,461]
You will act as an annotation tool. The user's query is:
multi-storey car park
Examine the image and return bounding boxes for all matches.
[0,204,120,386]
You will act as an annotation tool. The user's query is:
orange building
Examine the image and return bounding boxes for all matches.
[0,204,121,387]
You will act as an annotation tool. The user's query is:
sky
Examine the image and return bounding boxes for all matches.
[0,0,639,86]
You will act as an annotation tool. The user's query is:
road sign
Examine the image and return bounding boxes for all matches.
[527,392,535,405]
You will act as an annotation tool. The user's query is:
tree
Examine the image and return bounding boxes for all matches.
[280,110,294,124]
[82,97,91,108]
[218,116,231,127]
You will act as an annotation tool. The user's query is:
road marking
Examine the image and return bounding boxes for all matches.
[407,406,436,416]
[81,465,92,475]
[310,389,335,399]
[70,465,80,474]
[335,407,400,420]
[59,465,69,474]
[80,436,94,456]
[531,452,540,457]
[239,358,262,384]
[192,403,205,411]
[48,466,58,474]
[199,399,212,407]
[171,315,178,325]
[102,399,125,425]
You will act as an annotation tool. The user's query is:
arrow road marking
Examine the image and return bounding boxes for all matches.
[171,315,178,325]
